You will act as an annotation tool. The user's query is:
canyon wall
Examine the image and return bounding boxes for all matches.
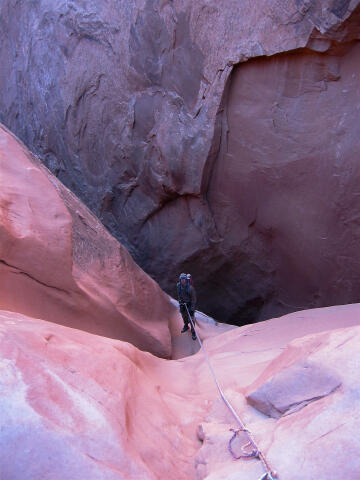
[0,124,176,358]
[1,0,360,322]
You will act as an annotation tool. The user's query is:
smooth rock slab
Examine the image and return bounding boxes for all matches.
[194,305,360,480]
[1,301,360,479]
[0,124,175,358]
[0,310,203,480]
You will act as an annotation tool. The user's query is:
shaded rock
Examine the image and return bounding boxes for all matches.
[0,124,175,358]
[206,39,360,324]
[1,1,360,323]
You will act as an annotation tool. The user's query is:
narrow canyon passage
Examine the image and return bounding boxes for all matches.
[2,121,360,479]
[1,1,360,328]
[1,2,360,479]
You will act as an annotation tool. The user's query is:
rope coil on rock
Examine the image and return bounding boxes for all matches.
[183,304,278,480]
[228,428,258,459]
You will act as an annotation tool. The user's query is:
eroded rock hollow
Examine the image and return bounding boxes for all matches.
[1,0,360,323]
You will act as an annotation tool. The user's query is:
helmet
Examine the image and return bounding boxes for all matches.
[179,273,187,279]
[186,274,191,279]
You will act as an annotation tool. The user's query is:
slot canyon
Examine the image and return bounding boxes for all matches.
[1,1,360,479]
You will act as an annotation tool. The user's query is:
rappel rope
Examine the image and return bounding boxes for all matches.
[183,304,278,480]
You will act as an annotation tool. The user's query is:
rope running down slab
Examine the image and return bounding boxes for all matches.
[183,304,278,480]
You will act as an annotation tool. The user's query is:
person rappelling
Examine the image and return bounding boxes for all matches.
[177,273,197,340]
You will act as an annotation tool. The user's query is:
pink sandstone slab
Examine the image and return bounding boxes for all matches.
[1,302,360,478]
[0,124,176,358]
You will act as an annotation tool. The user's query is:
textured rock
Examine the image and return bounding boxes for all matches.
[1,297,360,478]
[242,326,360,479]
[0,123,176,358]
[207,39,360,324]
[1,1,360,323]
[0,309,204,480]
[193,303,360,480]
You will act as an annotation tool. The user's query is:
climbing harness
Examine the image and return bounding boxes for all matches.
[183,304,278,480]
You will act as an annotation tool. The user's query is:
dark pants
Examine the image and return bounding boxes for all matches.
[180,303,195,333]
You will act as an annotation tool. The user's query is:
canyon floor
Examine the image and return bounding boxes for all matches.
[1,304,360,480]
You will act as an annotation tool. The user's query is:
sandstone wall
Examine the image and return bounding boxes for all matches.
[0,124,175,357]
[1,0,360,322]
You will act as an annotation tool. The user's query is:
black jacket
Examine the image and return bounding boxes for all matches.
[177,282,196,311]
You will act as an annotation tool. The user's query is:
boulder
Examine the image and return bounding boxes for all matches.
[246,360,342,418]
[243,326,360,479]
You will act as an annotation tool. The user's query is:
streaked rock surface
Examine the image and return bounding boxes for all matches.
[1,1,360,322]
[1,303,360,479]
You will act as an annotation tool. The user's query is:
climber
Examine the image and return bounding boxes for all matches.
[177,273,197,340]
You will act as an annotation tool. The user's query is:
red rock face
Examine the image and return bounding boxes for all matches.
[1,1,360,323]
[206,41,360,323]
[0,124,176,358]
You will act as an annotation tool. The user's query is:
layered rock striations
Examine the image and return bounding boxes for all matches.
[1,1,360,322]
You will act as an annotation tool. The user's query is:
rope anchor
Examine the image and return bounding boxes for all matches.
[228,428,259,460]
